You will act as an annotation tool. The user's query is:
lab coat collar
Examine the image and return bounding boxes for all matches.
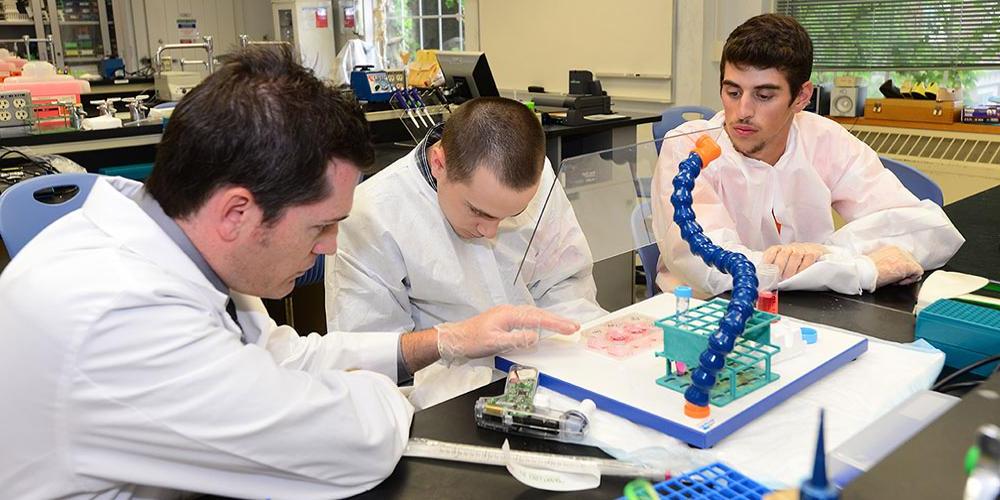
[414,123,444,191]
[81,177,229,305]
[401,148,445,211]
[133,188,228,296]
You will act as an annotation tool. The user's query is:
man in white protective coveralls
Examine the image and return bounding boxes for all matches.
[326,97,606,406]
[652,13,964,298]
[0,47,578,499]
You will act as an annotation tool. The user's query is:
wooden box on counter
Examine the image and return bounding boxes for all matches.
[864,98,961,124]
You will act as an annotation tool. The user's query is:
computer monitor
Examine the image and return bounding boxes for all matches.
[437,51,499,103]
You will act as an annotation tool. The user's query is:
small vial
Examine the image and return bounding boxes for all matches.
[755,264,781,314]
[757,291,779,314]
[674,285,692,320]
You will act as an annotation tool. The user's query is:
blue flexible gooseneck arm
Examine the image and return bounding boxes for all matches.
[669,135,759,418]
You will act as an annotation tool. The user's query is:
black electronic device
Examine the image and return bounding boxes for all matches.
[805,83,831,116]
[437,51,499,104]
[531,93,615,126]
[569,69,606,96]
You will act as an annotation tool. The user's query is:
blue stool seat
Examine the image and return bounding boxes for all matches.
[653,106,716,154]
[0,173,99,257]
[880,156,944,206]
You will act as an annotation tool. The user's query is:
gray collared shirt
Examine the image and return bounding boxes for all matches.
[134,188,228,295]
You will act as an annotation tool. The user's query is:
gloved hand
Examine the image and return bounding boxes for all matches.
[868,245,924,288]
[763,243,830,280]
[436,305,580,366]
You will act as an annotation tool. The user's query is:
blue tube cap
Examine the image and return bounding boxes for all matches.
[674,285,692,299]
[801,327,818,344]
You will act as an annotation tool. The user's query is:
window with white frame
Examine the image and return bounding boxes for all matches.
[385,0,465,63]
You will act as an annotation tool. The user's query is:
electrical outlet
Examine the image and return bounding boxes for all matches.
[0,91,34,128]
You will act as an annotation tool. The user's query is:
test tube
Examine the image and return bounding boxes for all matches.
[674,285,692,320]
[673,285,693,376]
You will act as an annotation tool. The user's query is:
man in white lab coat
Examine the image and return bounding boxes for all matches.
[652,14,964,297]
[0,48,578,499]
[326,97,605,334]
[325,97,605,405]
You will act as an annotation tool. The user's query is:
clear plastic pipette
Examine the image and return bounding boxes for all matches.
[404,437,669,480]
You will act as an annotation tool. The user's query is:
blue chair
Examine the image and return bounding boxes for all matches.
[0,173,98,257]
[630,200,661,298]
[879,157,944,206]
[653,106,716,154]
[295,255,325,288]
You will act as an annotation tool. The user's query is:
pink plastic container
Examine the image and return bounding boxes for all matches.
[0,61,91,119]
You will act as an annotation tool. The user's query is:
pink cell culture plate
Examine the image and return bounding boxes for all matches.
[580,313,660,359]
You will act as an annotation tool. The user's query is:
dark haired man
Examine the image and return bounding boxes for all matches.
[0,48,577,498]
[326,97,605,405]
[651,13,963,297]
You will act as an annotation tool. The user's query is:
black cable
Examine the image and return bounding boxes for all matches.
[932,354,1000,391]
[0,147,59,194]
[0,147,55,171]
[935,381,984,394]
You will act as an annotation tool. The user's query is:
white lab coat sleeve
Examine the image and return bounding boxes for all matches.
[651,132,763,297]
[325,203,417,334]
[75,287,413,499]
[788,126,965,293]
[239,294,402,382]
[526,176,607,322]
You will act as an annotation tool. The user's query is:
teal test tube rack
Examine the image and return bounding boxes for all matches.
[654,299,782,407]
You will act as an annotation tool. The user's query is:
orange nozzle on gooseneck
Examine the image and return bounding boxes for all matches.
[692,135,722,167]
[684,401,711,419]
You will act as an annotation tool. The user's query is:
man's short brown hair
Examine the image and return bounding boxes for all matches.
[721,13,813,100]
[440,97,545,190]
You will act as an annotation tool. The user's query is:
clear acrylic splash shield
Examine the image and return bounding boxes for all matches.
[514,129,711,285]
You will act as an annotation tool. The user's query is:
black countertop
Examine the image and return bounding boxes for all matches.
[943,184,1000,282]
[0,123,164,148]
[355,378,632,499]
[542,113,661,138]
[88,77,154,87]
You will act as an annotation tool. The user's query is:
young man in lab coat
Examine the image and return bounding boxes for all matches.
[651,13,964,297]
[326,97,605,403]
[0,48,578,499]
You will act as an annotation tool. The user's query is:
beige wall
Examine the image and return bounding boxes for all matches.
[674,0,770,110]
[471,0,769,117]
[475,0,673,113]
